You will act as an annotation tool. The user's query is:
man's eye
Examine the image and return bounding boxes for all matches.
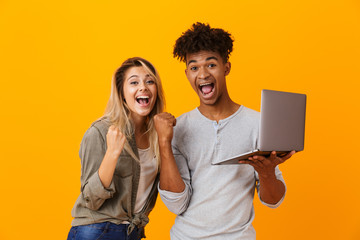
[209,64,216,68]
[190,66,198,71]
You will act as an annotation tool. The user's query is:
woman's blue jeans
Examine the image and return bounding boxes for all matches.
[67,222,144,240]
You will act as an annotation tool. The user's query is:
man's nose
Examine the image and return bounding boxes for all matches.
[198,67,210,79]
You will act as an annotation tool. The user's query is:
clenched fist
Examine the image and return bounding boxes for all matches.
[106,125,126,158]
[154,112,176,144]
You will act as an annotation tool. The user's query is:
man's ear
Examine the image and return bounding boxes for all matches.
[185,68,188,75]
[225,62,231,76]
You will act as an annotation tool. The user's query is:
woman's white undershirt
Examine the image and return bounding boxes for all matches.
[134,147,158,213]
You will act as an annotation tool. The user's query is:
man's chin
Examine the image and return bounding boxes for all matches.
[199,97,217,106]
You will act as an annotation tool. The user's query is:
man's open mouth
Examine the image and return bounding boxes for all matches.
[199,82,214,95]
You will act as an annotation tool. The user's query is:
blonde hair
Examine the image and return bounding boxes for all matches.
[102,57,165,169]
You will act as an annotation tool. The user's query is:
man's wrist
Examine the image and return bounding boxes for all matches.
[258,171,277,181]
[158,138,172,147]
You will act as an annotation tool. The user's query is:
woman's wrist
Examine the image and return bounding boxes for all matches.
[104,149,121,161]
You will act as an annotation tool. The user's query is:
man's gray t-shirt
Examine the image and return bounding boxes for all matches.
[159,106,286,240]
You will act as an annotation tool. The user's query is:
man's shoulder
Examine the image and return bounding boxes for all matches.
[228,106,260,128]
[172,108,200,138]
[176,108,198,124]
[240,106,260,119]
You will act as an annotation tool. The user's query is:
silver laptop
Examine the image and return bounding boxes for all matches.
[212,89,306,165]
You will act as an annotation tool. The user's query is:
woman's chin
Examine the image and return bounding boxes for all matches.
[130,109,152,119]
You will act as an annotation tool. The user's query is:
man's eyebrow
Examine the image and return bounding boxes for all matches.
[187,56,218,66]
[206,56,218,61]
[187,60,197,66]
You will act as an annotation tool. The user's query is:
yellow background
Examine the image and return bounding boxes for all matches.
[1,0,359,239]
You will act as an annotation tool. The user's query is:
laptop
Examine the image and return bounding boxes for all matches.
[212,89,306,165]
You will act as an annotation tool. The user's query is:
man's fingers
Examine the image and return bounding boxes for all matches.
[280,150,295,161]
[163,113,176,126]
[156,113,176,125]
[269,151,277,160]
[239,159,256,167]
[170,116,176,126]
[273,150,295,165]
[249,155,266,167]
[252,155,266,161]
[243,156,264,167]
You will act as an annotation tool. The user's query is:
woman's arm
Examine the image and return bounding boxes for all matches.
[98,125,126,188]
[79,124,125,211]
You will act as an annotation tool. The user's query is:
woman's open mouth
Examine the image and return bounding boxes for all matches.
[136,96,150,106]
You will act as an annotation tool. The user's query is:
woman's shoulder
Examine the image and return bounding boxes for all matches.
[91,118,111,132]
[84,118,111,140]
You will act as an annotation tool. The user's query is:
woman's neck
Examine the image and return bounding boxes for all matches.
[130,114,149,149]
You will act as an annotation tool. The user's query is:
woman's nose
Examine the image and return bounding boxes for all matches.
[139,81,148,91]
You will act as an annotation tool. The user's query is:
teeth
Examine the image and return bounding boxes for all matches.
[136,96,149,99]
[199,83,212,87]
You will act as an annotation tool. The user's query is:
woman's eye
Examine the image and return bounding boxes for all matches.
[147,80,155,84]
[130,81,138,85]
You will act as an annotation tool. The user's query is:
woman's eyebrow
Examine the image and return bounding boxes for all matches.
[127,75,139,81]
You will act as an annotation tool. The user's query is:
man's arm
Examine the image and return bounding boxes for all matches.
[154,112,185,192]
[154,112,193,215]
[158,140,186,192]
[240,151,295,204]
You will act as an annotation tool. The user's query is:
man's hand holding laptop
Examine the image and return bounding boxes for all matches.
[239,150,295,177]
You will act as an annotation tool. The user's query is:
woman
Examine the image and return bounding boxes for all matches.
[67,57,165,240]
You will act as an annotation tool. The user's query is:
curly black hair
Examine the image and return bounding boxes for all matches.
[173,22,234,63]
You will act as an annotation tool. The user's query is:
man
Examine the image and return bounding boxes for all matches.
[154,22,295,240]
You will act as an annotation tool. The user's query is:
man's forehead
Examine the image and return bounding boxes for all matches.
[186,51,221,65]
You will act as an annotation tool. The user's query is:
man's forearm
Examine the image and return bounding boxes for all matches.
[159,140,185,193]
[259,174,285,204]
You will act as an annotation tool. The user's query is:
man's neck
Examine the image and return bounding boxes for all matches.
[198,95,240,123]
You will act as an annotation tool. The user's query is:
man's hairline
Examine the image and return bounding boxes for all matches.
[184,51,228,66]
